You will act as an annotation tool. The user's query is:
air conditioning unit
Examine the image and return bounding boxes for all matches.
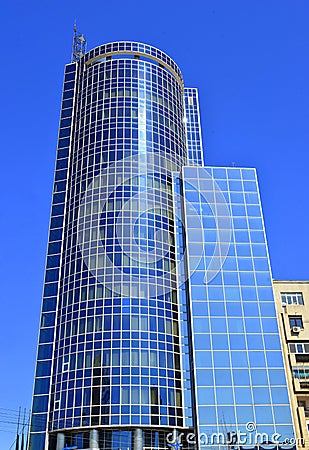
[292,326,301,333]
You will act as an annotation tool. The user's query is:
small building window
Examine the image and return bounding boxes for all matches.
[188,96,194,106]
[289,343,309,354]
[63,355,69,372]
[293,367,309,380]
[281,292,304,305]
[289,343,309,362]
[289,316,303,329]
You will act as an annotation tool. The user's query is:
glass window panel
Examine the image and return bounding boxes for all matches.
[226,302,242,316]
[112,350,120,366]
[239,272,255,285]
[187,230,203,242]
[241,287,257,301]
[197,388,215,405]
[248,351,266,368]
[236,405,254,424]
[198,406,217,423]
[266,351,284,368]
[193,318,210,333]
[214,369,232,386]
[209,302,225,316]
[252,245,267,257]
[216,388,234,404]
[33,395,49,413]
[250,369,268,386]
[257,287,273,301]
[271,387,290,404]
[228,318,244,333]
[191,302,208,316]
[246,205,261,216]
[212,334,228,350]
[247,334,264,350]
[213,351,230,368]
[38,344,53,360]
[232,369,250,386]
[225,287,241,301]
[223,272,239,285]
[256,272,271,285]
[268,369,287,385]
[276,425,295,442]
[194,334,210,350]
[131,387,140,404]
[229,181,242,191]
[242,302,259,316]
[245,318,261,333]
[207,286,224,300]
[28,432,46,446]
[195,351,212,367]
[230,335,246,350]
[264,335,281,350]
[222,258,238,271]
[40,328,54,344]
[196,369,214,386]
[262,318,278,333]
[253,387,271,404]
[210,318,227,333]
[34,378,50,395]
[234,387,252,405]
[273,406,292,423]
[255,405,273,424]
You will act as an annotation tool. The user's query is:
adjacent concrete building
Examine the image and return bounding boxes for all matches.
[273,280,309,448]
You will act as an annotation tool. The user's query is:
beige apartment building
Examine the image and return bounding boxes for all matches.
[273,280,309,448]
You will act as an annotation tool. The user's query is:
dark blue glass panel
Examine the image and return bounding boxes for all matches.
[34,378,50,395]
[32,395,49,413]
[28,432,46,449]
[39,328,54,344]
[38,344,53,360]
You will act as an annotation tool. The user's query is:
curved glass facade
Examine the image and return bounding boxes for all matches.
[29,42,193,450]
[53,48,187,431]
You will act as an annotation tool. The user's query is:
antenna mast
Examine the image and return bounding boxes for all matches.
[71,23,86,62]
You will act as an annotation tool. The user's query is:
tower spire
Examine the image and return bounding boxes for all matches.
[71,22,86,62]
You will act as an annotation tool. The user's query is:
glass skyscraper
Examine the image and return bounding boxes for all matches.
[28,41,296,450]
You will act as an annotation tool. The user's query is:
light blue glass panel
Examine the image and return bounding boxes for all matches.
[182,166,295,442]
[216,388,234,404]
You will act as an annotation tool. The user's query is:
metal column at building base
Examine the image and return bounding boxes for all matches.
[82,428,100,450]
[56,433,65,450]
[134,428,143,450]
[89,428,100,449]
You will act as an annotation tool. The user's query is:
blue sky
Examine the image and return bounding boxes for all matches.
[1,0,309,447]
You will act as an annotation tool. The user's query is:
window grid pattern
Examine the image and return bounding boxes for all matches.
[49,56,187,432]
[184,88,204,166]
[182,166,294,443]
[28,63,77,450]
[281,292,304,305]
[83,41,183,87]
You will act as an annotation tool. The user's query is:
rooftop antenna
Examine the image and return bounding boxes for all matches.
[71,22,86,62]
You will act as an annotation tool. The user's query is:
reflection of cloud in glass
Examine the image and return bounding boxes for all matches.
[77,156,232,297]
